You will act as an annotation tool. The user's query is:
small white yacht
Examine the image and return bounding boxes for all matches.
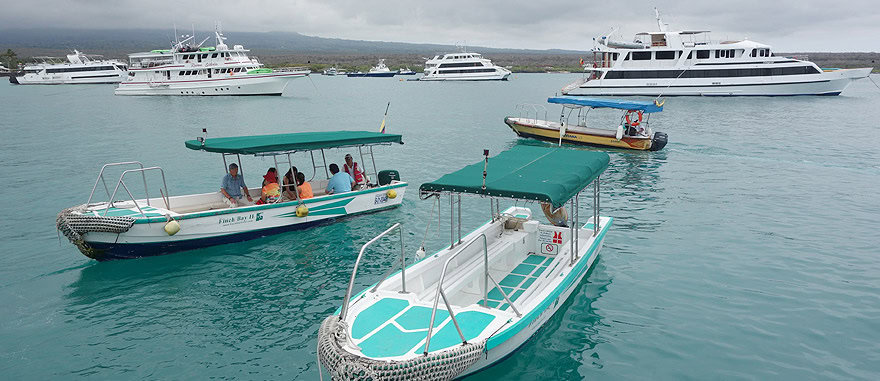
[9,50,127,85]
[562,9,872,96]
[347,59,396,77]
[115,26,309,96]
[422,51,511,81]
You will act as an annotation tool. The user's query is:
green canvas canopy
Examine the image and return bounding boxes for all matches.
[420,145,609,208]
[185,131,403,155]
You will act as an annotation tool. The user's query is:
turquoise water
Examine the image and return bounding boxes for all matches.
[1,74,879,379]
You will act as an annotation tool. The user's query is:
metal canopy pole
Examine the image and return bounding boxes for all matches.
[449,195,455,248]
[369,146,378,181]
[457,194,461,244]
[570,198,575,266]
[594,176,600,236]
[320,149,329,178]
[222,154,229,174]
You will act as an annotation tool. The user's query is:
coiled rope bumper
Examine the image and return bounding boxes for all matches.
[56,206,135,259]
[317,315,485,381]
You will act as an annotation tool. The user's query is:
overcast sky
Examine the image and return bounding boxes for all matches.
[3,0,878,51]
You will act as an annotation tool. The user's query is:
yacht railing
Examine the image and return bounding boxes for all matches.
[514,104,547,124]
[423,233,521,355]
[340,223,406,321]
[102,167,171,218]
[86,162,146,207]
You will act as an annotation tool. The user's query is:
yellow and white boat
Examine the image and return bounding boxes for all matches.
[505,96,668,151]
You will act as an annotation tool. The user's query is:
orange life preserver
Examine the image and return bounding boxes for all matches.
[625,110,643,127]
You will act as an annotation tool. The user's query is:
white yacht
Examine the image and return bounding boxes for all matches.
[9,50,127,85]
[562,9,872,96]
[115,27,309,96]
[346,59,396,77]
[421,51,511,81]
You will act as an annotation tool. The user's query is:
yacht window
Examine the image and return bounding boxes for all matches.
[179,71,184,76]
[697,50,710,59]
[212,53,218,58]
[655,51,676,60]
[630,51,651,60]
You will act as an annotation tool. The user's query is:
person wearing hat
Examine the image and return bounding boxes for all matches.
[343,153,367,188]
[257,168,281,205]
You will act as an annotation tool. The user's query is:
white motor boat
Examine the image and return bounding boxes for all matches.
[9,50,127,85]
[562,8,871,96]
[318,145,611,380]
[347,59,396,77]
[421,51,510,81]
[115,25,308,96]
[56,131,407,260]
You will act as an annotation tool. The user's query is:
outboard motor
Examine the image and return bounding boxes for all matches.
[649,132,668,151]
[8,74,19,84]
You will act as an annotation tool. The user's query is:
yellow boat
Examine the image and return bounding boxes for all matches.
[505,97,668,151]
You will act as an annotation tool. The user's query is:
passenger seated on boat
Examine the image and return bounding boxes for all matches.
[261,167,277,187]
[256,169,281,205]
[281,167,298,199]
[296,172,313,199]
[343,153,368,188]
[220,163,253,207]
[325,163,354,195]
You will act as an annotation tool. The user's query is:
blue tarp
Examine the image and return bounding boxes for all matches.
[547,96,664,113]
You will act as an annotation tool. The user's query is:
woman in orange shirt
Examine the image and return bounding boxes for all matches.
[296,172,313,199]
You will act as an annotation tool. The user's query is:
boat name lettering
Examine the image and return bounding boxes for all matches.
[218,212,263,226]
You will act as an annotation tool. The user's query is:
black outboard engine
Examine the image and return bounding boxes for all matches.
[8,74,19,84]
[649,132,668,151]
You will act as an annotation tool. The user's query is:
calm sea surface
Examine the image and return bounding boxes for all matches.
[1,74,879,380]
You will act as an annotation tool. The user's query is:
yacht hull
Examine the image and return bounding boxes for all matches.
[346,72,396,77]
[419,72,511,81]
[563,68,872,96]
[11,72,126,85]
[114,72,306,96]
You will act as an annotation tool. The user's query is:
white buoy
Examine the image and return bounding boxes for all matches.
[416,246,426,259]
[616,125,624,140]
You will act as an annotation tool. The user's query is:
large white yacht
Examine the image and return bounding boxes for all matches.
[562,10,872,96]
[421,51,511,81]
[115,26,309,96]
[9,50,127,85]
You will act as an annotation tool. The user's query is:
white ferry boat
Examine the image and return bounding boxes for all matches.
[421,51,511,81]
[9,50,127,85]
[115,27,309,96]
[562,9,872,96]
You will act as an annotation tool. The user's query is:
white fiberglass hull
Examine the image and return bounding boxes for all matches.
[114,72,306,96]
[67,183,406,260]
[563,68,872,96]
[318,207,611,380]
[12,71,126,85]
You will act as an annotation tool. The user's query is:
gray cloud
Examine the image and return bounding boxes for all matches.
[2,0,878,51]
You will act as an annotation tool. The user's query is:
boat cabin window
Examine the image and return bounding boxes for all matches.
[655,51,677,60]
[651,34,667,47]
[696,50,710,59]
[629,51,652,61]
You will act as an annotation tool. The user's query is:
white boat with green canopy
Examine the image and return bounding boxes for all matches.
[56,131,407,261]
[318,145,612,380]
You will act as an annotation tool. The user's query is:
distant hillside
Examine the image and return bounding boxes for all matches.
[0,28,586,58]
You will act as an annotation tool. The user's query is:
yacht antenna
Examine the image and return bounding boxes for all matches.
[654,8,668,32]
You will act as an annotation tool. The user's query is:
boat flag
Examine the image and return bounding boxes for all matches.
[579,57,585,66]
[379,102,390,133]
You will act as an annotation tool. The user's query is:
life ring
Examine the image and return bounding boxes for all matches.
[625,110,643,127]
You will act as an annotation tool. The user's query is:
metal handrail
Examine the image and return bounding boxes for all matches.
[86,162,146,206]
[423,232,521,355]
[103,167,170,217]
[340,223,405,321]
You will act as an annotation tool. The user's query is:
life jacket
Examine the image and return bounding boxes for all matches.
[262,182,280,202]
[344,162,365,184]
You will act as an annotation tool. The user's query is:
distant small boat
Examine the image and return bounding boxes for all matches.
[397,67,417,75]
[506,96,668,151]
[323,67,347,76]
[347,59,396,77]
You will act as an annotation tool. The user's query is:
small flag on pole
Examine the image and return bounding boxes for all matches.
[379,102,390,133]
[579,57,585,66]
